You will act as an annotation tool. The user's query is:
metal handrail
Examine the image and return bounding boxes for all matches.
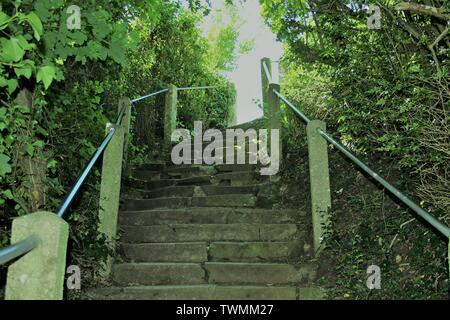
[131,86,219,104]
[0,235,40,265]
[131,88,169,104]
[262,61,273,84]
[177,85,220,91]
[274,88,450,239]
[273,90,311,124]
[56,127,116,218]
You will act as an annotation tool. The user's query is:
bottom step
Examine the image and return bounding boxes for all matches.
[86,285,325,300]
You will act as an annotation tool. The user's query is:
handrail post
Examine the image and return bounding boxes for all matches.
[98,123,125,277]
[118,98,132,177]
[5,211,69,300]
[164,84,178,148]
[268,83,282,166]
[306,120,332,255]
[261,58,272,115]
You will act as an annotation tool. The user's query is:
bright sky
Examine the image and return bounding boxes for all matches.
[201,1,283,124]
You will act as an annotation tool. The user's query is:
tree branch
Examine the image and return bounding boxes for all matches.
[395,2,450,21]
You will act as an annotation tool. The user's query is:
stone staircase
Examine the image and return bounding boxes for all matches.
[88,136,323,300]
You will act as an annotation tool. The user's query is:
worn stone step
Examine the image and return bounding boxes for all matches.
[127,171,263,189]
[132,185,259,199]
[87,285,301,300]
[121,243,207,262]
[125,175,214,190]
[121,224,301,243]
[122,195,257,211]
[201,185,258,196]
[121,241,305,263]
[215,164,256,172]
[163,165,217,178]
[133,163,165,171]
[113,263,206,286]
[119,208,303,226]
[191,195,256,207]
[139,186,196,199]
[213,171,266,186]
[205,262,316,285]
[132,170,161,181]
[209,241,304,262]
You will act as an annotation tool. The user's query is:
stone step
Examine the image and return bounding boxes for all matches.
[209,241,304,262]
[132,170,161,181]
[119,208,303,226]
[87,285,307,300]
[133,163,165,171]
[121,241,305,263]
[215,164,256,172]
[213,171,267,186]
[139,186,196,199]
[113,263,206,286]
[202,185,259,196]
[135,185,259,199]
[128,171,263,188]
[163,165,217,177]
[121,243,208,263]
[205,262,316,285]
[120,224,301,243]
[122,195,257,211]
[124,175,213,190]
[164,163,256,173]
[113,262,316,286]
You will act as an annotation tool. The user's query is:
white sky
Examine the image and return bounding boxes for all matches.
[201,0,283,124]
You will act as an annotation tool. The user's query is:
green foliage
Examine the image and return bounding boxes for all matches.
[124,4,236,155]
[205,2,255,72]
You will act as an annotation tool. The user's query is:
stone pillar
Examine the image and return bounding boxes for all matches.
[6,212,69,300]
[306,120,331,254]
[118,98,132,177]
[98,123,124,276]
[164,85,178,147]
[267,83,282,169]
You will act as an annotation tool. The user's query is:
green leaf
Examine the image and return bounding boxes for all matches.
[6,79,18,94]
[0,37,25,62]
[36,65,56,89]
[33,140,45,148]
[69,31,87,45]
[26,12,43,41]
[14,66,33,79]
[3,189,13,199]
[25,144,34,156]
[0,11,10,30]
[0,153,12,177]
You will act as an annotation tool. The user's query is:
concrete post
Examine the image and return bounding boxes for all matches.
[5,211,69,300]
[118,98,132,177]
[306,120,331,254]
[98,123,124,277]
[164,85,178,147]
[268,83,282,166]
[261,58,272,115]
